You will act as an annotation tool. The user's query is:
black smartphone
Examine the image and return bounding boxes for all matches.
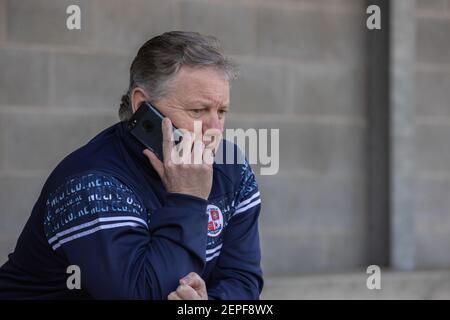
[127,101,183,161]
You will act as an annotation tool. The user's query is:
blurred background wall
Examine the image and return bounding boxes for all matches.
[0,0,449,298]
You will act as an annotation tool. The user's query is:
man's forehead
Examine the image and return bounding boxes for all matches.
[187,96,230,108]
[175,67,228,87]
[173,67,230,106]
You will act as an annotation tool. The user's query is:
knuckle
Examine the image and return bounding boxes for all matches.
[188,272,198,281]
[189,272,204,285]
[183,163,193,170]
[165,162,175,170]
[176,286,185,295]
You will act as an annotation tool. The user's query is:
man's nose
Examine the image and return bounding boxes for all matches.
[202,113,223,133]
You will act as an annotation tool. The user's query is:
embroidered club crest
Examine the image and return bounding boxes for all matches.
[206,204,223,237]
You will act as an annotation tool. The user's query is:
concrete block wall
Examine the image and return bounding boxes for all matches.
[414,0,450,268]
[0,0,368,276]
[4,0,446,278]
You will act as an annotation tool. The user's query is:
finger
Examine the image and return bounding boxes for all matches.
[180,272,208,300]
[180,272,206,293]
[171,130,193,165]
[162,118,174,164]
[176,284,200,300]
[168,291,182,300]
[180,130,194,165]
[143,149,164,178]
[202,142,216,165]
[192,139,205,165]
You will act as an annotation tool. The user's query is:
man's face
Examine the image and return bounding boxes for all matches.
[153,66,230,138]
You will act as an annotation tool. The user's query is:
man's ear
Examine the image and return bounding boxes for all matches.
[131,87,149,114]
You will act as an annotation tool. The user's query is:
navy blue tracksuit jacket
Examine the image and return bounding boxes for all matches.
[0,121,263,299]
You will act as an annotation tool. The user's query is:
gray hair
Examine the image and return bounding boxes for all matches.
[119,31,239,121]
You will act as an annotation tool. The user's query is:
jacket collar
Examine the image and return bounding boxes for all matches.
[117,121,160,179]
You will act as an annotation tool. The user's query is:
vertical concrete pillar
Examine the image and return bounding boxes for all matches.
[389,0,416,270]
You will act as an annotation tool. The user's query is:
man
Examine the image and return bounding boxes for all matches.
[0,31,263,300]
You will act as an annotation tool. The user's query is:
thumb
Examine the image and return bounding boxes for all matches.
[143,149,164,178]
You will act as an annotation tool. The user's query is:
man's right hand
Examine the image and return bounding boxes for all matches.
[143,118,213,200]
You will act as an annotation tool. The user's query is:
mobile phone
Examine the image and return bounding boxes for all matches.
[127,101,183,161]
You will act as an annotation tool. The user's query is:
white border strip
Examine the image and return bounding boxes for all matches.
[236,192,260,209]
[52,222,143,250]
[48,216,148,244]
[206,251,221,262]
[234,198,261,215]
[206,244,222,255]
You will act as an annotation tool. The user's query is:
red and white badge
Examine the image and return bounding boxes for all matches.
[207,205,223,237]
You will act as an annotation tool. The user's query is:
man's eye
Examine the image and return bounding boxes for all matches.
[190,109,205,116]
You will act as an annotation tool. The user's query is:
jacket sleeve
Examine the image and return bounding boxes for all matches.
[43,172,208,299]
[206,161,264,300]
